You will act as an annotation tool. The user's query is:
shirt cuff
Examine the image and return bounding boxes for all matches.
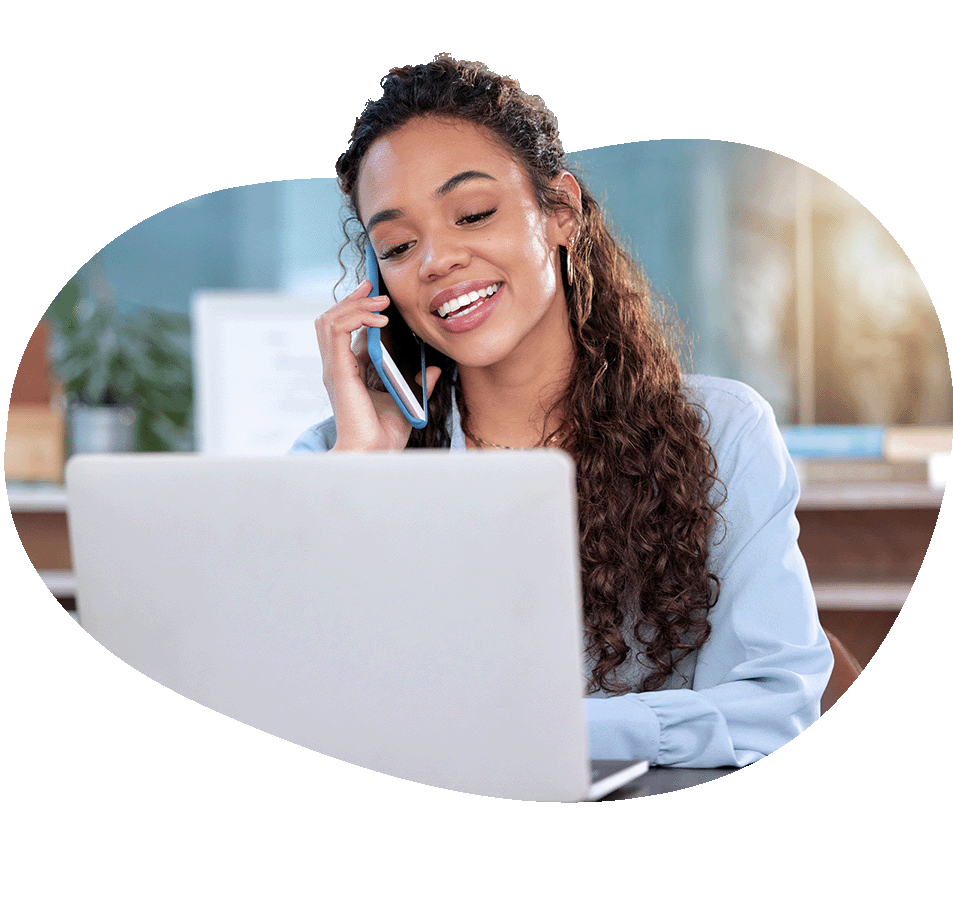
[585,695,662,763]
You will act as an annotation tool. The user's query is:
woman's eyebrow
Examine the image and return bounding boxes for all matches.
[365,207,403,234]
[436,170,496,196]
[365,171,497,234]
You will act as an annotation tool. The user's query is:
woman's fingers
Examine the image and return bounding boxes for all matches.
[312,282,415,451]
[316,286,388,351]
[320,298,389,336]
[315,282,389,386]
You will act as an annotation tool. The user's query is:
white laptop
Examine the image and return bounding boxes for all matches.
[65,451,647,801]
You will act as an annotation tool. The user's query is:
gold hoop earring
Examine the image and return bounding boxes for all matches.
[566,240,576,287]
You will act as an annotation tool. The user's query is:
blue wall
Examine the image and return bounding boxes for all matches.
[569,140,733,376]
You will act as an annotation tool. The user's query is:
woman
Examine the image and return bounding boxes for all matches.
[292,55,833,768]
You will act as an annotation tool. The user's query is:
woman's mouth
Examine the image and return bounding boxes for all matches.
[431,282,504,335]
[434,282,502,320]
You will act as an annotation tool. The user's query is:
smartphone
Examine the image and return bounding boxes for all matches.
[365,243,428,428]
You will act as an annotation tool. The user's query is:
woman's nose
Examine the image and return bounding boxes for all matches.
[418,230,469,281]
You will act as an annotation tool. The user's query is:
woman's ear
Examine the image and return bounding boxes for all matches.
[550,170,583,242]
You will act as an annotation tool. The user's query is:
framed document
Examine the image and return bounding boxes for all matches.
[191,291,335,455]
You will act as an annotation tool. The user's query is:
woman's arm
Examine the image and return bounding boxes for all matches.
[586,379,834,767]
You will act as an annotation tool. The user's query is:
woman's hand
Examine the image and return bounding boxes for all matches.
[315,280,440,451]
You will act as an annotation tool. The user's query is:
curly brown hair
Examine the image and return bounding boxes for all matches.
[336,54,724,694]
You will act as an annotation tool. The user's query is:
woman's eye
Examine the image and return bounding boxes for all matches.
[457,208,497,226]
[380,241,414,260]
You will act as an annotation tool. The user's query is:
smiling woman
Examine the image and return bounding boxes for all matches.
[291,54,834,769]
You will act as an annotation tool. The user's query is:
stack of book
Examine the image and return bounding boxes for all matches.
[782,424,951,490]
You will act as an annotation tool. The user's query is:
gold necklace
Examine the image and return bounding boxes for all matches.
[456,384,563,450]
[465,429,560,451]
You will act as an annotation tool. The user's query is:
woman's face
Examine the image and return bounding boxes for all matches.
[356,117,577,373]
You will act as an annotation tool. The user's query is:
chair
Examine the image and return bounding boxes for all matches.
[821,629,863,714]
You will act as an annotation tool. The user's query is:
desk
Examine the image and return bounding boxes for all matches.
[603,766,739,800]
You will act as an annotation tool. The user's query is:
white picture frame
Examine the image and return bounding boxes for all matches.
[191,291,335,455]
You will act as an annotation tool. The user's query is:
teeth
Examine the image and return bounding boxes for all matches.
[436,283,501,318]
[447,301,482,321]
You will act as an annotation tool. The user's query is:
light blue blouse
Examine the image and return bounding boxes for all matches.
[290,375,834,768]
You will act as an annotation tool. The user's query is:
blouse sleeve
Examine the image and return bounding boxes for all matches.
[585,380,834,767]
[288,417,337,453]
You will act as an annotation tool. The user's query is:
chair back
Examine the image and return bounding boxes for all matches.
[821,629,863,714]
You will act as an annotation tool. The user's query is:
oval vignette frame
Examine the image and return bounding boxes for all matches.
[5,138,951,803]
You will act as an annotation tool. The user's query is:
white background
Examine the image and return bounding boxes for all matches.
[3,3,950,895]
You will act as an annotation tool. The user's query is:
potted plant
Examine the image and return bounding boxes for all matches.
[47,273,193,454]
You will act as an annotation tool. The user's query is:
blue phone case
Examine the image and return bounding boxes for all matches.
[365,244,428,428]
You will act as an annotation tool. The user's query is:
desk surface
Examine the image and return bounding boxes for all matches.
[604,766,739,800]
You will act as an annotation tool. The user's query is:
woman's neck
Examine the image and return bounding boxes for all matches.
[457,331,575,450]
